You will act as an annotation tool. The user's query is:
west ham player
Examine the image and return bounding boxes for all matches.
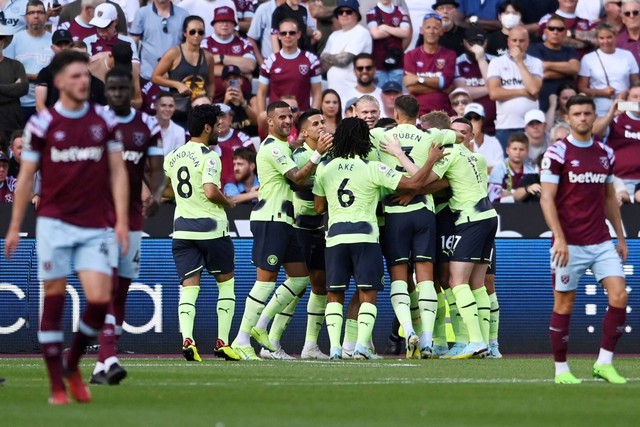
[4,50,130,404]
[314,117,446,360]
[90,67,165,385]
[541,95,629,384]
[230,100,331,360]
[164,104,240,362]
[257,18,322,113]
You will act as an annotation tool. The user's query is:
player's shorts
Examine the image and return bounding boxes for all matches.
[251,221,305,271]
[295,228,326,271]
[325,243,385,292]
[117,231,143,279]
[552,240,624,292]
[486,243,497,275]
[383,208,436,265]
[435,206,456,264]
[450,216,498,264]
[172,236,235,282]
[36,217,117,281]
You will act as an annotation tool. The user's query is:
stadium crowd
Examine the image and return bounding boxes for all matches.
[0,0,635,403]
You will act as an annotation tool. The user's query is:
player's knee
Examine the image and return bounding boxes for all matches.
[608,289,628,308]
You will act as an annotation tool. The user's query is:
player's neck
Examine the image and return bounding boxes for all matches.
[59,95,86,112]
[570,132,592,143]
[305,138,317,151]
[190,136,208,146]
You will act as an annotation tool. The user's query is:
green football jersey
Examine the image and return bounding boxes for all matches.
[313,156,402,247]
[164,141,228,240]
[292,143,324,230]
[250,135,298,224]
[431,143,497,225]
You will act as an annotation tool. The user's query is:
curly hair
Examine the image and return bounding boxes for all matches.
[330,117,372,159]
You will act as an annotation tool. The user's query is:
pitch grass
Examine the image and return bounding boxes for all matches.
[2,357,640,427]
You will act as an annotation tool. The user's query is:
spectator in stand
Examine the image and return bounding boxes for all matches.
[87,41,141,108]
[578,22,639,117]
[352,94,380,129]
[57,0,104,42]
[221,64,258,137]
[550,121,570,143]
[223,146,260,203]
[0,28,29,141]
[215,103,255,188]
[512,0,558,35]
[154,92,187,156]
[247,0,283,66]
[380,80,402,120]
[0,0,29,36]
[487,25,543,150]
[545,82,576,130]
[0,151,16,203]
[7,129,22,179]
[270,0,320,53]
[604,0,624,34]
[129,0,189,86]
[527,15,579,113]
[320,88,342,134]
[176,0,238,38]
[366,0,411,87]
[458,0,501,31]
[258,18,321,113]
[515,153,543,203]
[448,87,471,117]
[58,0,128,35]
[344,97,358,118]
[617,0,640,65]
[454,26,495,134]
[523,109,550,163]
[538,0,597,52]
[4,0,54,124]
[321,0,372,99]
[404,13,456,116]
[235,0,254,34]
[488,131,538,203]
[434,0,467,56]
[463,102,502,173]
[485,0,522,57]
[201,6,256,104]
[344,53,384,113]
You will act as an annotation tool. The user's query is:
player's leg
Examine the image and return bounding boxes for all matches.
[325,244,351,359]
[342,292,361,358]
[261,291,301,360]
[353,243,384,360]
[485,246,502,358]
[470,263,491,346]
[301,268,329,359]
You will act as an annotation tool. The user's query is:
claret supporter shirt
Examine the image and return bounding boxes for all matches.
[403,45,456,116]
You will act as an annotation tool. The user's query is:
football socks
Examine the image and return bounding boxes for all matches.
[325,302,344,351]
[472,286,491,345]
[452,285,484,344]
[178,286,200,344]
[356,302,377,347]
[305,292,327,343]
[216,278,236,343]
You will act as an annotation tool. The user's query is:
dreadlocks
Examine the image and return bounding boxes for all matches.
[330,117,372,159]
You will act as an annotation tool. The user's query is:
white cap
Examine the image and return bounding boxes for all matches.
[90,3,118,28]
[524,109,546,125]
[449,87,471,100]
[463,102,485,117]
[215,103,231,114]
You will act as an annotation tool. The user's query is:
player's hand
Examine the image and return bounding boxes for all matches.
[4,228,20,260]
[227,198,237,209]
[551,238,569,268]
[392,191,417,206]
[616,190,630,206]
[428,142,447,163]
[115,222,129,257]
[142,196,160,218]
[316,131,333,154]
[616,238,628,263]
[380,135,403,157]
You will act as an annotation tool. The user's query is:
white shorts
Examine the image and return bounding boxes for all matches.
[36,217,117,281]
[118,231,142,279]
[551,240,625,292]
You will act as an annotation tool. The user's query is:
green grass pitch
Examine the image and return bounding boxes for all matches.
[2,356,640,427]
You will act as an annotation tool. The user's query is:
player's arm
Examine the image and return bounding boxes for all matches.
[540,181,568,267]
[604,181,628,262]
[35,85,48,112]
[284,132,333,185]
[204,183,236,208]
[109,150,130,256]
[314,195,327,214]
[396,143,446,191]
[143,155,166,218]
[4,160,38,259]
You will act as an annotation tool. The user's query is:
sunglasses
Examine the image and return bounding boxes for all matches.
[290,106,299,113]
[355,65,373,71]
[337,9,354,16]
[465,113,482,121]
[546,25,566,32]
[162,18,168,34]
[452,99,469,106]
[188,29,205,36]
[624,10,640,17]
[280,30,298,36]
[423,12,442,21]
[609,1,622,6]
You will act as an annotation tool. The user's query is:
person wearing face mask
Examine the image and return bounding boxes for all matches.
[486,0,522,57]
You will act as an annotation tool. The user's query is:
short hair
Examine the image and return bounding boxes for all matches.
[498,0,521,14]
[279,18,299,31]
[71,40,88,51]
[420,110,451,130]
[267,100,291,117]
[375,117,397,130]
[233,147,256,164]
[25,0,45,13]
[9,130,23,146]
[105,66,132,83]
[550,122,570,141]
[50,50,89,78]
[187,104,222,138]
[155,91,175,104]
[298,108,322,130]
[353,52,374,66]
[354,95,379,110]
[451,116,472,131]
[596,21,617,36]
[546,14,566,27]
[508,131,529,147]
[394,95,419,120]
[566,94,596,112]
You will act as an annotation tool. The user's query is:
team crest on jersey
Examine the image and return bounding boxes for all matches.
[599,156,609,169]
[133,132,146,147]
[299,64,309,75]
[231,45,241,54]
[436,58,445,69]
[267,255,278,265]
[90,125,104,141]
[272,147,282,157]
[561,275,570,285]
[392,17,400,26]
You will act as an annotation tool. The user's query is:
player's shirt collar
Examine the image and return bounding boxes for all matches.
[567,134,593,148]
[280,48,301,60]
[53,101,89,119]
[112,107,136,124]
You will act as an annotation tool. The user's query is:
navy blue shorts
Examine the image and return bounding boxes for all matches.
[435,206,456,264]
[295,228,326,271]
[383,208,436,265]
[172,236,235,283]
[325,243,385,292]
[251,221,305,271]
[451,216,498,264]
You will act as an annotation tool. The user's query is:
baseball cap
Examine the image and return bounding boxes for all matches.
[52,29,73,45]
[0,152,8,162]
[449,87,470,100]
[334,0,361,20]
[222,64,242,79]
[524,109,546,125]
[212,6,237,24]
[215,103,231,114]
[464,26,487,43]
[464,102,485,118]
[90,3,118,28]
[381,81,402,93]
[344,97,358,114]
